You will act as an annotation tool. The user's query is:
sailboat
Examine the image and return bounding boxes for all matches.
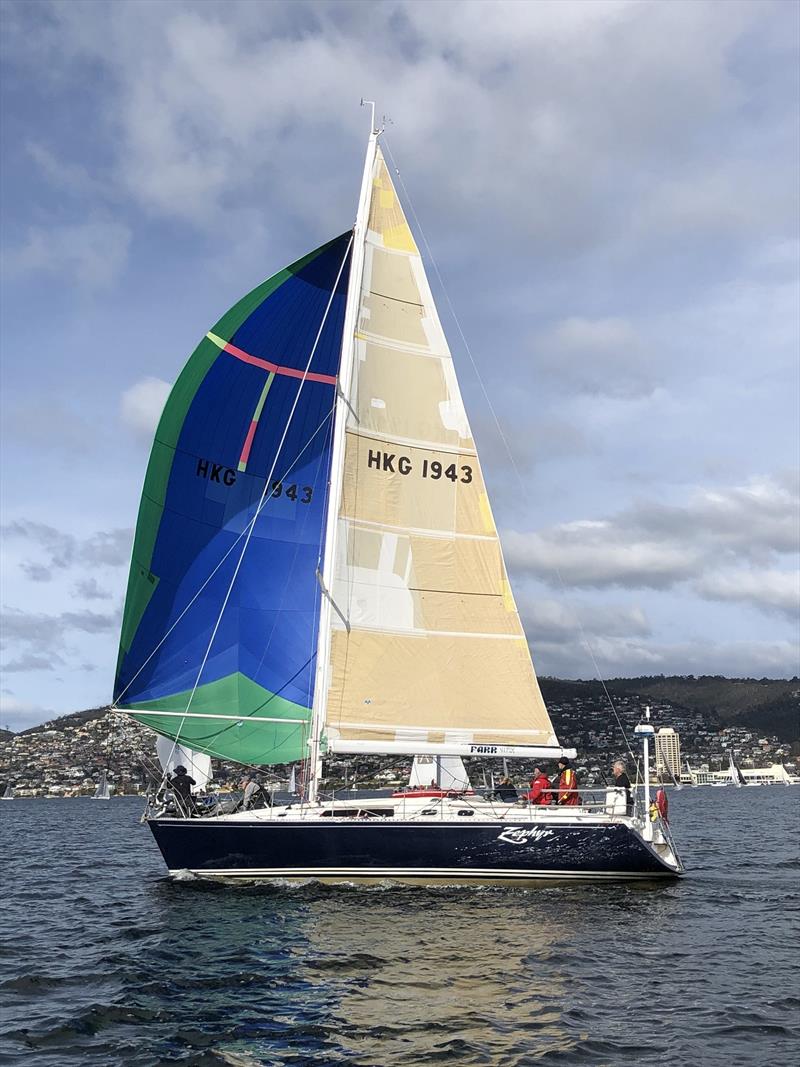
[92,771,113,800]
[113,109,682,883]
[2,783,13,801]
[728,750,746,788]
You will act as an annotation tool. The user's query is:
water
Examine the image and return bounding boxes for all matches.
[1,789,797,1066]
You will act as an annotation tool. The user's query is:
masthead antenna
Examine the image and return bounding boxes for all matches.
[360,98,382,136]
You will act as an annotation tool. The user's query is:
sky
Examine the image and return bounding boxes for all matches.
[0,0,798,731]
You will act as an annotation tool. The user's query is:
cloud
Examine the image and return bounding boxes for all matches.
[25,139,107,198]
[0,694,55,731]
[504,474,800,614]
[73,577,113,601]
[694,568,800,620]
[2,220,131,288]
[518,596,652,644]
[2,652,59,673]
[533,316,659,399]
[532,635,799,681]
[81,530,131,567]
[1,521,132,572]
[505,524,701,589]
[19,561,54,582]
[120,377,171,439]
[2,0,792,256]
[0,606,120,659]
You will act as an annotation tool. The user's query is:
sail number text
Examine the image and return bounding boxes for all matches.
[367,449,472,484]
[195,458,314,505]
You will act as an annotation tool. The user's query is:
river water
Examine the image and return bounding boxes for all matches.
[1,787,797,1066]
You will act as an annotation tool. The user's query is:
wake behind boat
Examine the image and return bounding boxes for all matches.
[113,107,682,884]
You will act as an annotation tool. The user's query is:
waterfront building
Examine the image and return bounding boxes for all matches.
[654,727,681,780]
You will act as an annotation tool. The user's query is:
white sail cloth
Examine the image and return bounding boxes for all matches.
[156,738,212,791]
[323,149,560,755]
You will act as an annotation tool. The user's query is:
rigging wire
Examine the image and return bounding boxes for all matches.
[382,137,639,770]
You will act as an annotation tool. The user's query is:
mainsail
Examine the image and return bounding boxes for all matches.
[114,235,352,765]
[318,146,560,758]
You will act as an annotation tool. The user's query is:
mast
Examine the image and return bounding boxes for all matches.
[307,106,379,802]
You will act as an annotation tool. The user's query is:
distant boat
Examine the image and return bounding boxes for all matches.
[2,783,13,801]
[92,772,113,800]
[288,765,298,795]
[728,750,747,787]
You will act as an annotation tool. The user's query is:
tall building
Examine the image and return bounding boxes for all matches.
[654,727,681,780]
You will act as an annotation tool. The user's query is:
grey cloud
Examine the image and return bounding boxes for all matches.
[2,652,59,673]
[73,577,113,601]
[2,521,132,573]
[3,0,794,261]
[2,521,75,568]
[505,525,701,590]
[532,635,799,681]
[532,317,660,399]
[471,408,589,473]
[694,569,800,620]
[19,561,53,582]
[517,596,652,645]
[82,530,132,567]
[1,606,120,659]
[504,475,800,613]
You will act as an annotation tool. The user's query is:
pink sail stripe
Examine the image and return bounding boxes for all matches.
[223,341,337,385]
[239,419,259,468]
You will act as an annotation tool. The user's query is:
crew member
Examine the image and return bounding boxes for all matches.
[656,786,669,823]
[168,765,197,816]
[495,776,518,802]
[555,757,580,806]
[612,759,633,815]
[528,766,551,805]
[240,774,270,810]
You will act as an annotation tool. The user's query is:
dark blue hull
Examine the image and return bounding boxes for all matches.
[148,817,680,882]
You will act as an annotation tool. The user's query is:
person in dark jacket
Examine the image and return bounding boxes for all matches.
[494,776,518,802]
[612,759,633,814]
[168,765,197,816]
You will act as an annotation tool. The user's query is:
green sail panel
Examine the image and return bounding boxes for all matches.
[114,234,352,766]
[128,673,309,765]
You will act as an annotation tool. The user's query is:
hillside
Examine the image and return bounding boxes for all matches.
[10,676,799,743]
[538,676,799,741]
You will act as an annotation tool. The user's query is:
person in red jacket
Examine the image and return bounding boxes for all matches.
[528,766,552,805]
[555,757,581,806]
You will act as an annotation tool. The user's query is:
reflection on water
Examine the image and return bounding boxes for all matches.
[1,789,798,1066]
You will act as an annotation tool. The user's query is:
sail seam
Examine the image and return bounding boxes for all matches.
[333,626,522,640]
[333,722,551,736]
[345,428,477,456]
[339,516,495,541]
[130,710,307,724]
[352,329,441,356]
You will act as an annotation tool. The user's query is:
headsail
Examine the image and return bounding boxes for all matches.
[320,149,561,757]
[115,235,352,765]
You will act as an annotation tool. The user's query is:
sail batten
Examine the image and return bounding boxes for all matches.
[322,147,559,754]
